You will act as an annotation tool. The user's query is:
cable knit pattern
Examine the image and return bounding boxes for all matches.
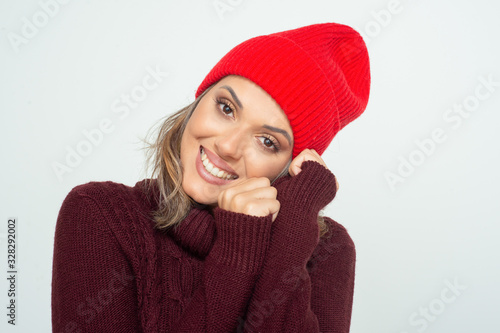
[51,161,355,332]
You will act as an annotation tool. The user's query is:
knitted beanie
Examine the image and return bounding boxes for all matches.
[196,23,371,158]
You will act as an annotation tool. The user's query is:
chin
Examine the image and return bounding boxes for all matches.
[189,194,215,206]
[182,181,219,207]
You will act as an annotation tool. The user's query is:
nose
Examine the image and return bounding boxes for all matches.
[214,127,245,161]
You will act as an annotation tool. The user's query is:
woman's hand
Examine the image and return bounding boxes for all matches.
[217,149,335,222]
[288,149,326,176]
[288,149,338,189]
[217,177,280,222]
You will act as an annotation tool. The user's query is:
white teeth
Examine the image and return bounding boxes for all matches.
[211,167,220,176]
[200,148,237,180]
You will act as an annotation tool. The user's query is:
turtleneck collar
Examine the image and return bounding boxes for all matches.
[166,207,216,258]
[135,178,217,258]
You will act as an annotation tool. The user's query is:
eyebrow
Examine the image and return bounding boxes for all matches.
[220,85,243,109]
[263,125,292,146]
[219,85,292,146]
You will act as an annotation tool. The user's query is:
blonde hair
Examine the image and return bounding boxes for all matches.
[142,90,208,230]
[142,88,329,236]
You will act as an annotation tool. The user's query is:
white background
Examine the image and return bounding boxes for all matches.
[1,0,499,332]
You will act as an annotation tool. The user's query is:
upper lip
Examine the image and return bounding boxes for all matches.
[201,146,238,176]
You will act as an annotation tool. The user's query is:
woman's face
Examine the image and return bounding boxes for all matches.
[180,75,294,205]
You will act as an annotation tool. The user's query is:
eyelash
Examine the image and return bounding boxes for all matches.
[259,135,281,153]
[213,96,281,153]
[214,97,235,117]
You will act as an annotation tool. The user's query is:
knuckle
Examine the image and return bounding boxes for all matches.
[224,187,234,196]
[243,203,261,217]
[232,192,245,208]
[269,186,278,197]
[258,177,271,187]
[244,201,257,212]
[218,191,229,204]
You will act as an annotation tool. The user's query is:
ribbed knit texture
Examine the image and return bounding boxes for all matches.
[196,23,371,157]
[51,161,356,332]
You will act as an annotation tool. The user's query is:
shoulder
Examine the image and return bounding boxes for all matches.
[61,178,158,218]
[56,179,159,252]
[323,217,355,248]
[312,217,356,262]
[65,178,155,204]
[305,217,356,283]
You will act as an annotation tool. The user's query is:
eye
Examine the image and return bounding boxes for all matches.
[221,104,233,115]
[258,135,280,152]
[214,97,235,118]
[262,137,274,147]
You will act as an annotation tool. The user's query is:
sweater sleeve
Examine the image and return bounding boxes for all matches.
[169,209,274,332]
[51,187,140,332]
[309,217,356,332]
[239,160,356,333]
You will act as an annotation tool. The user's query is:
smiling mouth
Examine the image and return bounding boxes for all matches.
[200,147,238,180]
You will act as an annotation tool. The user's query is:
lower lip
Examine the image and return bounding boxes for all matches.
[195,148,233,186]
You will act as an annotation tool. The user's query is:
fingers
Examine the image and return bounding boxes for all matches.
[218,177,280,221]
[218,177,271,200]
[288,149,327,176]
[239,198,280,222]
[222,186,277,211]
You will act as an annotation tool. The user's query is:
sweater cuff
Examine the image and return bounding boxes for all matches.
[210,208,273,274]
[276,160,338,213]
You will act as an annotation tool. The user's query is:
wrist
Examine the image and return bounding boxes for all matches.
[210,208,273,273]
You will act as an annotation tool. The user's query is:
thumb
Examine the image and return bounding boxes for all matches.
[271,210,279,222]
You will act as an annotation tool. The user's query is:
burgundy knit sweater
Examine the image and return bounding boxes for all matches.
[51,161,356,332]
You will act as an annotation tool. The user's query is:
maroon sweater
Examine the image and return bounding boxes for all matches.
[51,161,356,332]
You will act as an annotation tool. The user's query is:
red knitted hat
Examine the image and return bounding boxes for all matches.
[196,23,371,158]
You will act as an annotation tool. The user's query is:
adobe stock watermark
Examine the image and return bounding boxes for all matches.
[236,234,343,331]
[385,74,499,191]
[51,65,168,182]
[213,0,244,21]
[398,277,467,333]
[7,0,72,53]
[214,0,405,42]
[59,266,135,333]
[354,0,404,46]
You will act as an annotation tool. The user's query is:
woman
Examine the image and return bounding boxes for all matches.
[52,22,370,332]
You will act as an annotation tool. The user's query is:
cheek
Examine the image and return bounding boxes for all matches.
[180,125,194,162]
[185,106,221,138]
[246,155,289,180]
